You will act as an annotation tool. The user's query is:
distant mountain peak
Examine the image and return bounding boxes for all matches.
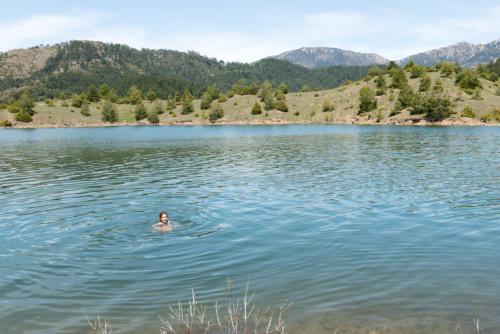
[399,39,500,67]
[273,47,389,68]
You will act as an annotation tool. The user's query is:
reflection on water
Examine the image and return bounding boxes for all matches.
[0,125,499,333]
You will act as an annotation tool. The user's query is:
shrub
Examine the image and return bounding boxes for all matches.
[209,103,224,123]
[148,110,160,124]
[152,101,164,115]
[419,75,431,91]
[15,111,33,122]
[200,92,212,110]
[456,70,482,90]
[423,96,453,121]
[390,68,407,89]
[226,90,235,98]
[128,86,143,104]
[358,86,377,114]
[300,85,311,92]
[182,100,194,114]
[375,74,386,89]
[489,73,499,82]
[389,110,400,117]
[87,85,100,102]
[0,119,12,127]
[218,94,227,103]
[276,99,288,112]
[322,101,335,112]
[432,78,444,93]
[80,102,91,116]
[251,102,262,115]
[17,92,35,115]
[7,104,20,113]
[134,102,149,120]
[440,62,454,77]
[396,84,414,111]
[294,111,300,116]
[44,98,55,107]
[61,101,69,107]
[71,93,85,108]
[410,64,426,78]
[101,100,118,122]
[480,109,500,122]
[278,82,289,94]
[461,106,476,118]
[376,110,384,122]
[145,89,157,102]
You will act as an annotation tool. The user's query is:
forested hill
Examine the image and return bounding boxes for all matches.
[0,40,373,100]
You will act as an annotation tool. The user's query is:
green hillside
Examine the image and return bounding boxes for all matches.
[0,41,374,102]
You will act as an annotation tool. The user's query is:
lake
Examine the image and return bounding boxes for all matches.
[1,125,499,333]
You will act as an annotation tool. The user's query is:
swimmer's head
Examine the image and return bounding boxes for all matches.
[159,211,168,224]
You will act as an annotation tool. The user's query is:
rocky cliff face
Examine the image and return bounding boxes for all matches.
[273,47,389,68]
[0,46,57,80]
[399,39,500,67]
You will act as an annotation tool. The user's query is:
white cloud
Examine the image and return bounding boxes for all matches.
[1,6,498,62]
[0,11,109,51]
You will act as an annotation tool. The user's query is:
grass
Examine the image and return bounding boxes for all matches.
[87,283,290,334]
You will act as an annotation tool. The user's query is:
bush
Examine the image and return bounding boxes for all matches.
[396,84,414,110]
[71,93,85,108]
[7,104,20,113]
[294,111,300,116]
[419,75,431,91]
[423,96,453,121]
[0,119,12,127]
[18,91,35,115]
[182,100,194,114]
[278,82,289,94]
[152,101,164,115]
[0,103,7,110]
[134,102,149,120]
[15,111,33,122]
[101,100,118,122]
[461,105,476,118]
[322,101,335,112]
[456,70,482,90]
[200,92,212,110]
[300,85,311,92]
[358,86,377,114]
[148,110,160,124]
[276,99,288,112]
[432,78,444,93]
[209,103,224,123]
[376,110,384,122]
[61,101,69,107]
[480,109,500,122]
[389,110,400,117]
[218,94,227,103]
[45,98,55,107]
[80,102,91,116]
[251,102,262,115]
[376,88,386,96]
[390,68,407,89]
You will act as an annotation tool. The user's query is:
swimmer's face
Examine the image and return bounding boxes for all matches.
[160,213,168,224]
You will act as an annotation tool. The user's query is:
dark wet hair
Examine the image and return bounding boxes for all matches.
[159,211,168,219]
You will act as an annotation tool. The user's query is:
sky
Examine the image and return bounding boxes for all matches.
[0,0,499,62]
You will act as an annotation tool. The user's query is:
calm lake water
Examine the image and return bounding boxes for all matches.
[1,125,499,333]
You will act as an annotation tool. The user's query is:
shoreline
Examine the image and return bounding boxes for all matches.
[3,117,499,129]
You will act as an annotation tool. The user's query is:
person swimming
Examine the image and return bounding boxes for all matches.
[152,211,172,231]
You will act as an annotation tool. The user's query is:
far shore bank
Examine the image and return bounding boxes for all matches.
[2,116,499,129]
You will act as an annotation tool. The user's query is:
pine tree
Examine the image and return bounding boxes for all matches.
[87,85,100,102]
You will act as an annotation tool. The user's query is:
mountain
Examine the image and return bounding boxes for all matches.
[399,39,500,67]
[0,40,373,100]
[273,47,389,68]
